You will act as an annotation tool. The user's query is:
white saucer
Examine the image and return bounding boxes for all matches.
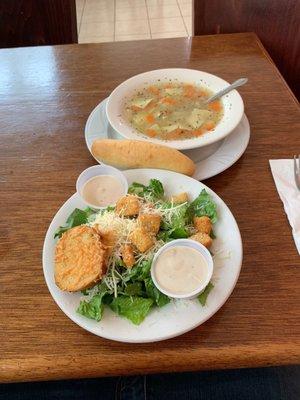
[85,98,250,181]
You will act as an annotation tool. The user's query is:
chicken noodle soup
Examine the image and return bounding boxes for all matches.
[124,82,223,140]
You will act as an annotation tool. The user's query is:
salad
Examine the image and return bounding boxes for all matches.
[54,179,217,325]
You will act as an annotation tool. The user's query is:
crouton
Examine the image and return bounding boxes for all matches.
[190,232,213,248]
[130,227,154,253]
[115,195,140,217]
[137,213,161,235]
[121,244,135,268]
[170,192,189,204]
[193,216,212,234]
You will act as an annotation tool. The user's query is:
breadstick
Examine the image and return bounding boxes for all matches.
[91,139,196,176]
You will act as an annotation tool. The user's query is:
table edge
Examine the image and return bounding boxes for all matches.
[1,342,300,383]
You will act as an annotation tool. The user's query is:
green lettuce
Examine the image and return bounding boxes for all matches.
[161,203,190,239]
[109,296,154,325]
[198,282,214,306]
[128,179,164,201]
[125,259,152,282]
[188,189,218,223]
[124,282,143,296]
[144,278,170,307]
[77,283,110,321]
[54,207,97,238]
[77,294,104,321]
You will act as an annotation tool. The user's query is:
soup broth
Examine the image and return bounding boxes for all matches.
[124,82,223,140]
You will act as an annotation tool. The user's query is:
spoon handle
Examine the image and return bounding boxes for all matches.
[205,78,248,104]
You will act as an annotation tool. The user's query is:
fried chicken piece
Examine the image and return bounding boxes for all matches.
[55,226,107,292]
[193,216,212,234]
[121,244,135,268]
[115,195,140,217]
[137,213,161,235]
[170,192,189,204]
[190,232,213,248]
[130,227,154,253]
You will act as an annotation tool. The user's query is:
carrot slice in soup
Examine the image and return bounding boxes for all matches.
[208,101,222,112]
[161,97,177,105]
[192,128,204,136]
[144,100,156,111]
[148,86,160,95]
[145,114,155,124]
[146,129,157,137]
[203,122,215,131]
[183,84,196,98]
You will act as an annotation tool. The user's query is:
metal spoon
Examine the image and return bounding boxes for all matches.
[205,78,248,104]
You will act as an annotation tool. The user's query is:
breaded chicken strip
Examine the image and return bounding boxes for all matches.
[55,225,107,292]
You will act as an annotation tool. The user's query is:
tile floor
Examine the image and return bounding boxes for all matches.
[76,0,193,44]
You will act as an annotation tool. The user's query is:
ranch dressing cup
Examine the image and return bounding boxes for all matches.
[151,239,214,300]
[76,165,128,209]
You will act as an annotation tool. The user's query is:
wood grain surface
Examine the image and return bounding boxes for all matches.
[194,0,300,99]
[0,0,77,48]
[0,33,299,383]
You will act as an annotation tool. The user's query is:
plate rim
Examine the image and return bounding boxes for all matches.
[42,169,243,343]
[196,114,250,180]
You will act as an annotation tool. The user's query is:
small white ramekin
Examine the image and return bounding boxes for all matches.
[76,165,128,209]
[151,239,214,300]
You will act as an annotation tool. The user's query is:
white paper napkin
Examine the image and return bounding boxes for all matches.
[269,159,300,254]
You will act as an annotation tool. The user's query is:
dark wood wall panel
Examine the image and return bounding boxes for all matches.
[194,0,300,99]
[0,0,78,48]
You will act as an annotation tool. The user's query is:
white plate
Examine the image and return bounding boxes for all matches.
[85,98,250,181]
[106,68,244,150]
[43,169,243,343]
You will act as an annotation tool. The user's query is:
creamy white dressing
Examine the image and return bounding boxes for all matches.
[82,175,124,207]
[154,246,209,295]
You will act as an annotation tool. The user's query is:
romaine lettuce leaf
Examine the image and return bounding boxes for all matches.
[169,226,189,239]
[124,282,143,296]
[188,189,218,223]
[144,278,170,307]
[109,296,154,325]
[161,203,190,239]
[127,182,146,197]
[54,207,97,238]
[128,179,164,201]
[77,282,109,321]
[198,282,214,306]
[148,179,164,199]
[77,294,104,321]
[125,259,152,282]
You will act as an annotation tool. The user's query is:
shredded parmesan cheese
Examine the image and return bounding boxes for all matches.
[91,211,137,258]
[88,199,197,296]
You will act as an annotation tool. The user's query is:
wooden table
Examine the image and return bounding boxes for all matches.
[1,33,299,383]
